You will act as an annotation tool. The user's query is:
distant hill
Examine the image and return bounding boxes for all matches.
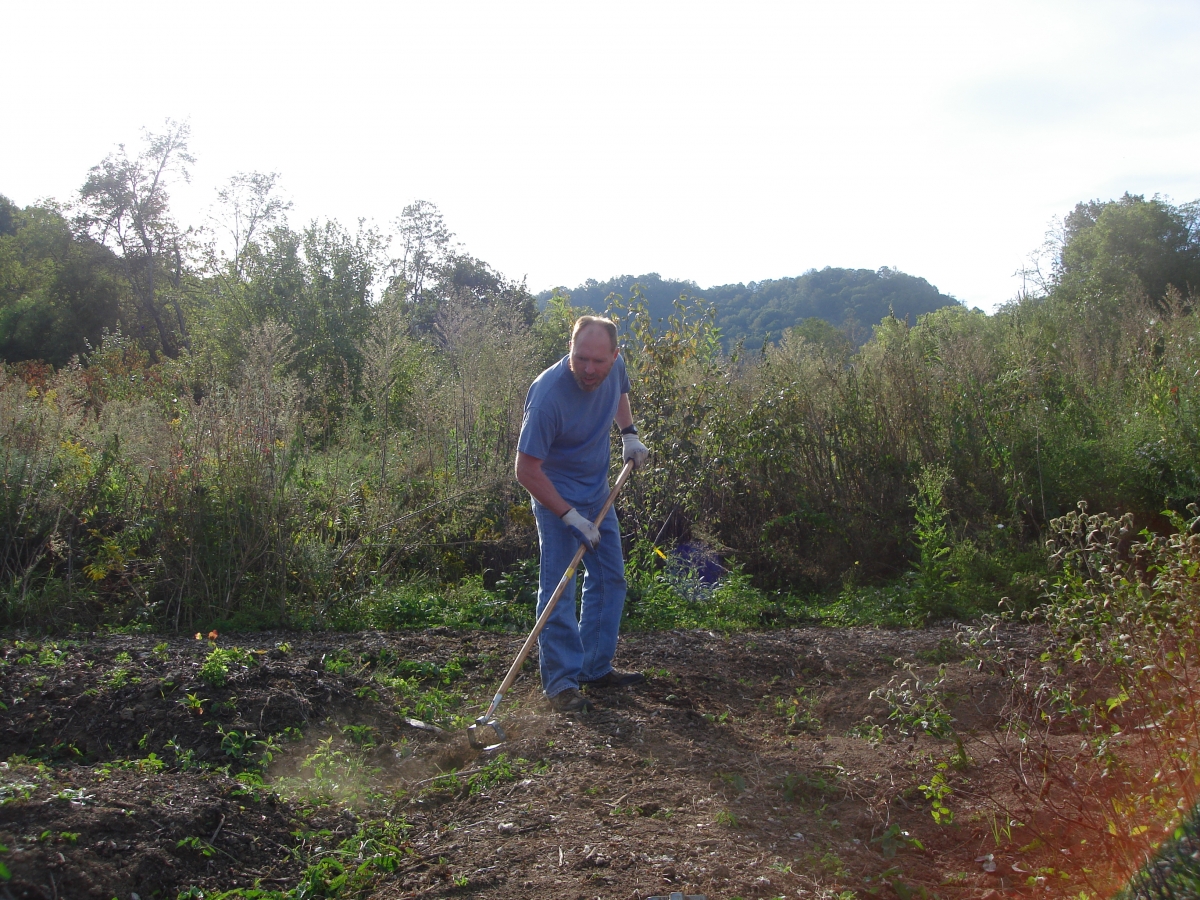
[538,267,961,350]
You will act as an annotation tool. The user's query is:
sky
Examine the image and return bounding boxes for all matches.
[3,1,1198,311]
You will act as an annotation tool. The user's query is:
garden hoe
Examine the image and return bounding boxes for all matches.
[468,459,635,750]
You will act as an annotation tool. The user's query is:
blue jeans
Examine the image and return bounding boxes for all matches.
[532,495,627,698]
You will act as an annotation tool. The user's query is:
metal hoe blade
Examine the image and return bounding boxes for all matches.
[467,714,506,750]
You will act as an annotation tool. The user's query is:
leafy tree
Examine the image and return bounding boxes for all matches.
[236,219,385,400]
[787,317,852,356]
[385,200,455,334]
[78,119,195,357]
[1056,193,1200,308]
[383,201,536,341]
[0,195,16,237]
[0,198,129,365]
[193,172,292,380]
[210,171,291,281]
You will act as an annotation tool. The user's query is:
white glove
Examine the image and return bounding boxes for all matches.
[621,433,649,470]
[561,507,601,550]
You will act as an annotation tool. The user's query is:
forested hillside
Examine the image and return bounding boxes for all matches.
[538,266,961,349]
[1,122,1199,638]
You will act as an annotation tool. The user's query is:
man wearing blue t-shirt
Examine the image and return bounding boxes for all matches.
[515,316,650,714]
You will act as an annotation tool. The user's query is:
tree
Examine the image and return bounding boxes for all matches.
[0,198,129,365]
[192,173,292,379]
[1056,193,1200,308]
[210,171,290,281]
[79,119,195,357]
[232,218,385,401]
[385,200,454,335]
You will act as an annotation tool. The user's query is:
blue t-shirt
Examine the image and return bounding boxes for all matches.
[518,354,631,506]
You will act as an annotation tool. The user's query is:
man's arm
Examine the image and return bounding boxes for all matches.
[615,392,634,431]
[515,452,571,517]
[615,391,649,470]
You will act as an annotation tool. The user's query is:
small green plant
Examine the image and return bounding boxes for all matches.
[274,736,380,805]
[218,727,257,761]
[165,738,203,772]
[781,770,839,802]
[872,823,924,858]
[179,693,206,715]
[849,719,885,744]
[870,665,955,739]
[810,849,848,878]
[323,651,355,674]
[341,724,377,747]
[784,688,822,734]
[466,754,517,795]
[715,809,739,827]
[104,668,131,689]
[918,763,954,824]
[114,651,132,665]
[38,829,79,844]
[52,787,92,804]
[908,462,958,620]
[37,648,66,667]
[0,779,36,806]
[177,835,215,857]
[718,771,747,793]
[199,646,254,687]
[152,642,170,660]
[916,638,963,664]
[210,697,238,715]
[453,874,469,888]
[103,753,165,774]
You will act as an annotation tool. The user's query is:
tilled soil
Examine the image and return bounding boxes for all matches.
[0,625,1138,899]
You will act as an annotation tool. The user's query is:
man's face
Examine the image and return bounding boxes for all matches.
[568,325,619,392]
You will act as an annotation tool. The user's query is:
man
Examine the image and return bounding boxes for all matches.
[515,316,650,714]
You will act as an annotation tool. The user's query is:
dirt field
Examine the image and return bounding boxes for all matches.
[0,624,1141,899]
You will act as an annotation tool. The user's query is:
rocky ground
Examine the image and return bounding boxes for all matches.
[0,624,1147,899]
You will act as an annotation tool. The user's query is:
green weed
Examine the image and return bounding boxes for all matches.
[917,763,954,824]
[199,646,255,687]
[872,823,924,858]
[177,835,215,857]
[870,665,955,739]
[715,809,739,828]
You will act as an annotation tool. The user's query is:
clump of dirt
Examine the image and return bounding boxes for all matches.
[0,625,1158,898]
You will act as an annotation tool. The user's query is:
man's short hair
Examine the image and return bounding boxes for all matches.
[572,315,618,352]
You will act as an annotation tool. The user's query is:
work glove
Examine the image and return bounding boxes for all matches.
[621,433,649,470]
[562,507,601,550]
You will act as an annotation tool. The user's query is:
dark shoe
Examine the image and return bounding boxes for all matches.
[581,669,646,688]
[548,688,593,714]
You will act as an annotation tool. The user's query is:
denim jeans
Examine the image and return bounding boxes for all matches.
[532,495,627,698]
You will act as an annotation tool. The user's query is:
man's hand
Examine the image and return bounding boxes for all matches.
[561,508,601,550]
[621,433,649,470]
